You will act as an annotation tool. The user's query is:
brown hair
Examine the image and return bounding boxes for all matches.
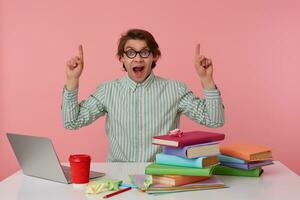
[117,29,161,70]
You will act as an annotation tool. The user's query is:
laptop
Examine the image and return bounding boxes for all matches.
[7,133,105,184]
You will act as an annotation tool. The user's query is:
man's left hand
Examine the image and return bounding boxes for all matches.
[194,44,216,90]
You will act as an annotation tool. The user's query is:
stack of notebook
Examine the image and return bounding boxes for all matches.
[129,174,225,195]
[135,129,226,194]
[213,143,273,177]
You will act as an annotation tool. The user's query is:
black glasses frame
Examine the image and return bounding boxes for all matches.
[123,49,151,59]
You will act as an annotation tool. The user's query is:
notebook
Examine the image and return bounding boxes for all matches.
[155,153,219,168]
[152,130,225,147]
[213,165,263,177]
[220,143,272,161]
[129,174,225,193]
[145,163,214,176]
[152,175,211,186]
[163,142,220,158]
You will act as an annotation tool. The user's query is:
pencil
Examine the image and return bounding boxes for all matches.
[103,187,132,199]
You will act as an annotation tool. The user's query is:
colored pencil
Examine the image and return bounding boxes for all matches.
[103,187,132,199]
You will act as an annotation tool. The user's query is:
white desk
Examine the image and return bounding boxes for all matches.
[0,161,299,200]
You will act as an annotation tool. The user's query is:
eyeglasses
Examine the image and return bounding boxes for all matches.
[123,49,151,59]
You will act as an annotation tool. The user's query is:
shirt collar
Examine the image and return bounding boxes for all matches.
[121,72,155,92]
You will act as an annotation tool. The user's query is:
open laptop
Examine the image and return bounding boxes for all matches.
[7,133,105,184]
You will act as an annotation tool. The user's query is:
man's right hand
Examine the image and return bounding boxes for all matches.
[66,45,84,91]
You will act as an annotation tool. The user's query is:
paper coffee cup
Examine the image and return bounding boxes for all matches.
[69,154,91,185]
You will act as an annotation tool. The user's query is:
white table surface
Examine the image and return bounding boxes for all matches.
[0,161,299,200]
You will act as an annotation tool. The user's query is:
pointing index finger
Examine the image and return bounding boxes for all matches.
[79,44,84,61]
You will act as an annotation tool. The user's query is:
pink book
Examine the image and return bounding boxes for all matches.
[152,130,225,147]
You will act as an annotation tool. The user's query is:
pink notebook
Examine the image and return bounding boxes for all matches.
[152,130,225,147]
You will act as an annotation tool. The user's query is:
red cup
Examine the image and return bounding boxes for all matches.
[69,154,91,184]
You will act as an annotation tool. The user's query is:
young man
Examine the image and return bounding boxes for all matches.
[62,29,224,162]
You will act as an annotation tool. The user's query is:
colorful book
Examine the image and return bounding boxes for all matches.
[152,175,211,186]
[163,142,220,158]
[145,163,214,176]
[149,176,225,191]
[155,153,219,168]
[152,131,225,147]
[220,143,272,161]
[218,154,247,164]
[129,174,225,193]
[221,160,274,170]
[212,165,263,177]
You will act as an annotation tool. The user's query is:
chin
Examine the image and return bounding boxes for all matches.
[129,73,147,83]
[135,77,146,83]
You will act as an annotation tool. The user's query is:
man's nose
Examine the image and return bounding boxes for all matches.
[133,53,143,61]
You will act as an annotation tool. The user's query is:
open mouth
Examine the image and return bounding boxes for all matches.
[133,66,144,72]
[133,66,145,73]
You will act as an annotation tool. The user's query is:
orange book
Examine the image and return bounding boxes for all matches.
[220,143,272,161]
[152,175,211,186]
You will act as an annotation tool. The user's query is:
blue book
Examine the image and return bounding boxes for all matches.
[218,154,247,164]
[156,153,219,168]
[163,142,220,158]
[221,160,274,170]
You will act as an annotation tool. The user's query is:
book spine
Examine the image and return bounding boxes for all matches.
[156,153,204,168]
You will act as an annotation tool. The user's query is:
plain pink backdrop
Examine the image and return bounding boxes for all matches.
[1,0,300,180]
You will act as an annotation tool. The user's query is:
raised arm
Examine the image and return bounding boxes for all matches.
[62,45,106,130]
[178,44,224,128]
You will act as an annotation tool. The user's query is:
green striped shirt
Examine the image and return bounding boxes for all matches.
[62,73,224,162]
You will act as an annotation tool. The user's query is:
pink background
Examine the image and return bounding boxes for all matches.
[1,0,299,180]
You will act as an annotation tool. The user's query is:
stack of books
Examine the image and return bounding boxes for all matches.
[139,129,226,194]
[213,143,273,177]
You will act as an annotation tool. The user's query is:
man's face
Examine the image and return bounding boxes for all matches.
[121,39,157,83]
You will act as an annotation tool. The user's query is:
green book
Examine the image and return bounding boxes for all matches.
[145,163,214,176]
[212,165,263,177]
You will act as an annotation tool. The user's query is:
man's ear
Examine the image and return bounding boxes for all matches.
[153,55,159,62]
[120,55,125,63]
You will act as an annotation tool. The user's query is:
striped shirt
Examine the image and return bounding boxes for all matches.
[62,73,224,162]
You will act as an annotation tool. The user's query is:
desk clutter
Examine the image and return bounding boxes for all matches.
[84,129,274,196]
[86,179,122,194]
[130,129,274,195]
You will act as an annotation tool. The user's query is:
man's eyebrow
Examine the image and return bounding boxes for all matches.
[125,46,149,50]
